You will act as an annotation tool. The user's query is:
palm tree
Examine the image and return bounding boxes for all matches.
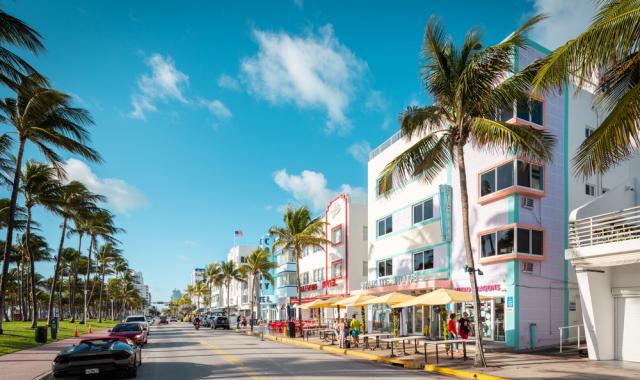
[240,248,276,331]
[205,262,223,310]
[533,0,640,177]
[194,282,208,311]
[270,205,328,336]
[96,243,120,322]
[220,260,243,320]
[0,9,44,88]
[47,182,103,325]
[0,76,101,334]
[379,16,555,366]
[20,161,62,327]
[82,209,121,323]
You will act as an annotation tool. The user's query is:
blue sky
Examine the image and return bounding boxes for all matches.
[7,0,595,302]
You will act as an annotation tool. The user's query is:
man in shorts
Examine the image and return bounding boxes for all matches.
[350,314,361,348]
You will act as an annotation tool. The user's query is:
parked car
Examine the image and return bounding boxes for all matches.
[52,337,141,379]
[109,323,148,345]
[158,316,168,324]
[212,316,230,330]
[125,315,150,335]
[169,316,177,322]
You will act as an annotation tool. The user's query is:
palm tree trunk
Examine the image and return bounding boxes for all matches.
[70,234,83,322]
[57,273,64,320]
[226,284,230,320]
[82,236,94,324]
[295,253,302,337]
[19,257,26,321]
[47,216,68,325]
[26,206,38,328]
[456,143,487,367]
[98,263,105,322]
[250,275,255,332]
[0,138,26,334]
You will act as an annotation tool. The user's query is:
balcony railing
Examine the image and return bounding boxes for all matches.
[369,130,402,161]
[569,205,640,248]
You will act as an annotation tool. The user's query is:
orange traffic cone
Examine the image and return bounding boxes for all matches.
[88,324,93,333]
[74,326,79,337]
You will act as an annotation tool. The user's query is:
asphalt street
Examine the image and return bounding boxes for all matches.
[133,322,446,379]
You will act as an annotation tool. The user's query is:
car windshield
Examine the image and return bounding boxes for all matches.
[125,316,146,322]
[112,323,141,332]
[76,339,117,351]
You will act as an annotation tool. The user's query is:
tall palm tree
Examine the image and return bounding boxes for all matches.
[82,209,121,323]
[69,205,93,322]
[379,16,555,366]
[0,9,44,88]
[20,161,62,327]
[47,182,103,325]
[194,281,208,311]
[205,262,223,310]
[184,284,196,308]
[270,205,328,336]
[240,248,276,331]
[0,76,101,334]
[220,260,243,320]
[95,243,120,322]
[533,0,640,177]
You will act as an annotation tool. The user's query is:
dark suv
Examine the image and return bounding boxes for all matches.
[212,316,230,330]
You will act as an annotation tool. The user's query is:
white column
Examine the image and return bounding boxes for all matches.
[577,268,615,360]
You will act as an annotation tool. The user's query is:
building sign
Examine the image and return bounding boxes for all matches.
[439,184,453,241]
[453,284,502,293]
[361,273,434,290]
[322,278,338,288]
[300,283,318,292]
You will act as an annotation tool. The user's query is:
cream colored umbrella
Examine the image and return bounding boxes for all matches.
[333,294,377,332]
[299,299,325,309]
[354,292,415,337]
[392,288,493,308]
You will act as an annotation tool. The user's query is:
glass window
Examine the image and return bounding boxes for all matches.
[531,99,543,125]
[413,199,434,224]
[378,258,393,277]
[331,261,343,278]
[585,184,595,196]
[480,170,495,196]
[517,161,531,188]
[496,162,514,191]
[585,127,595,138]
[331,227,343,244]
[377,176,393,196]
[499,103,513,122]
[413,249,434,271]
[377,216,392,237]
[481,234,496,257]
[516,98,529,120]
[302,272,310,284]
[517,228,530,254]
[497,229,514,255]
[531,230,543,255]
[531,165,543,190]
[363,226,368,240]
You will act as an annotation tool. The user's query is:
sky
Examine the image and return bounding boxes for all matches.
[5,0,597,302]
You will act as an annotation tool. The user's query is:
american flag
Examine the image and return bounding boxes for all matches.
[234,230,244,237]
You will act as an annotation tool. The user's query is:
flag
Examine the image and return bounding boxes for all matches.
[234,230,244,237]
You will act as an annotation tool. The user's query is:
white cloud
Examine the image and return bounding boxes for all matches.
[365,90,388,112]
[129,54,189,119]
[529,0,597,49]
[347,141,371,164]
[273,169,365,211]
[62,158,149,214]
[241,24,367,133]
[183,240,200,248]
[199,98,232,119]
[217,74,240,91]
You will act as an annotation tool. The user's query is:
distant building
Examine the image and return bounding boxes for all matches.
[130,271,151,311]
[171,289,182,302]
[192,268,205,285]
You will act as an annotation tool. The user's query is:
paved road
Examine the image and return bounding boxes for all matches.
[136,322,445,379]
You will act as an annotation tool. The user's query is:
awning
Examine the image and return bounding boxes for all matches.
[393,288,493,308]
[355,292,415,307]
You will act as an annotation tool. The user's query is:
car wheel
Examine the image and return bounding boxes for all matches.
[125,364,138,378]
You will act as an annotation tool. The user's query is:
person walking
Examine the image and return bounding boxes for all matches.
[458,312,470,341]
[335,319,345,348]
[350,314,361,348]
[446,313,460,355]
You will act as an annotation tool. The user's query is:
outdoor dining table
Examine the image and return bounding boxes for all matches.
[360,333,392,350]
[303,327,328,341]
[379,336,428,357]
[422,339,473,364]
[314,329,336,345]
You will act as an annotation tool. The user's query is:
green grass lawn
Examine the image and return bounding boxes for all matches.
[0,320,119,356]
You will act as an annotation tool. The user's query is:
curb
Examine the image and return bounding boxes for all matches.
[425,364,509,380]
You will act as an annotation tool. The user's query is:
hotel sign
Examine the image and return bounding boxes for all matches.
[322,278,338,288]
[361,273,432,290]
[300,283,318,292]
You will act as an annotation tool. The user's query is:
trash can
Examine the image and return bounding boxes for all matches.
[50,317,58,340]
[35,326,47,343]
[287,321,295,338]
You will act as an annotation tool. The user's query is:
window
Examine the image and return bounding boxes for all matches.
[480,160,544,197]
[301,272,310,285]
[602,187,609,194]
[413,249,434,271]
[481,227,544,258]
[277,272,297,287]
[377,216,393,237]
[363,226,368,240]
[585,127,595,138]
[585,183,595,196]
[413,199,434,224]
[240,256,246,263]
[378,258,393,277]
[312,268,324,282]
[362,261,368,276]
[516,97,544,125]
[376,176,393,196]
[331,261,343,278]
[331,226,343,245]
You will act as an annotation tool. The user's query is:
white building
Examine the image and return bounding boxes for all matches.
[222,245,256,317]
[130,271,151,311]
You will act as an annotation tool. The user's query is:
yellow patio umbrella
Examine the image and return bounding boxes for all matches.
[300,297,346,326]
[355,292,415,337]
[299,299,325,309]
[312,296,346,323]
[333,294,377,332]
[392,288,493,308]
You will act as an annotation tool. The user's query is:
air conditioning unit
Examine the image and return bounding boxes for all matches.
[522,262,534,273]
[521,197,535,209]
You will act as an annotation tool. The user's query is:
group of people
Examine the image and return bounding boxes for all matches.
[334,314,362,348]
[446,312,471,355]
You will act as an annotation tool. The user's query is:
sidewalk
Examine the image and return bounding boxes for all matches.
[245,328,640,380]
[0,329,109,380]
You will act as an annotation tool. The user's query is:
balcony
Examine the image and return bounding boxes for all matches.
[569,205,640,248]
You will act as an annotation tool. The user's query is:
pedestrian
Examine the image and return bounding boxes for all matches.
[350,314,361,348]
[236,315,240,329]
[343,317,351,348]
[242,316,247,328]
[458,312,470,341]
[446,313,460,355]
[335,319,345,348]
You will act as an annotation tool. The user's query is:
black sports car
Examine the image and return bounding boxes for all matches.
[52,337,141,378]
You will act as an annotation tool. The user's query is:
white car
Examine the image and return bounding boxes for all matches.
[124,315,150,335]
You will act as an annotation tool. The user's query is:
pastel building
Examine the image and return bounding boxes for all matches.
[275,194,368,320]
[365,40,604,349]
[222,245,256,317]
[257,234,279,321]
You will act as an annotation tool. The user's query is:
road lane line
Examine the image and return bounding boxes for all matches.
[193,335,271,380]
